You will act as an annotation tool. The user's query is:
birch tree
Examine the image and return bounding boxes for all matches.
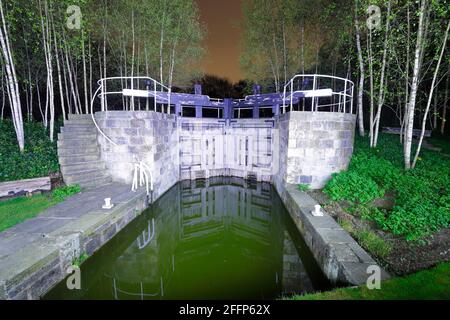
[355,0,365,136]
[412,20,449,167]
[0,0,24,151]
[404,0,427,169]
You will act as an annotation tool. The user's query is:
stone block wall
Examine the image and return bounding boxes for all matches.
[276,112,356,189]
[95,111,179,200]
[94,110,355,196]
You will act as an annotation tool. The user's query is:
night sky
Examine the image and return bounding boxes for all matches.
[196,0,243,83]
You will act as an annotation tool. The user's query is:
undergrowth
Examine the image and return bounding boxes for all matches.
[323,133,450,241]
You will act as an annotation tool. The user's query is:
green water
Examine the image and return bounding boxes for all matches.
[44,178,330,300]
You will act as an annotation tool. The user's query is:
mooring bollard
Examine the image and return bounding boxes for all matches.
[102,197,114,209]
[311,204,324,217]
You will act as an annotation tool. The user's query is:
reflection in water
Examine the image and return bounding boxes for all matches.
[45,177,330,300]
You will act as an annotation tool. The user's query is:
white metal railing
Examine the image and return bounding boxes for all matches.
[89,76,172,147]
[132,160,154,196]
[88,77,164,196]
[282,74,354,114]
[98,76,172,113]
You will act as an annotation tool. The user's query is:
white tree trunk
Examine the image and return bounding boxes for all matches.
[355,0,365,136]
[373,1,391,147]
[131,10,135,111]
[64,38,80,114]
[400,4,411,144]
[412,20,449,168]
[81,29,88,114]
[159,0,166,85]
[52,18,65,121]
[404,0,427,169]
[441,66,449,135]
[0,0,24,151]
[368,28,375,146]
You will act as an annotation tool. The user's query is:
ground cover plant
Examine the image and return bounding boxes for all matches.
[323,133,450,241]
[0,120,60,182]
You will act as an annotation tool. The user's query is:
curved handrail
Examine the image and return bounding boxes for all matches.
[90,85,119,146]
[282,74,355,113]
[97,76,171,91]
[284,73,355,89]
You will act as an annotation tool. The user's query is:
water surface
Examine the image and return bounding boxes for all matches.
[45,178,330,300]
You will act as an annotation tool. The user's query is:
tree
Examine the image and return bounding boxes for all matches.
[0,0,24,151]
[403,0,427,169]
[412,20,449,168]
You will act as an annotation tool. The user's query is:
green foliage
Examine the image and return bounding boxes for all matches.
[0,185,80,232]
[72,253,89,267]
[324,133,450,241]
[0,120,60,182]
[291,263,450,300]
[338,214,391,259]
[324,171,384,204]
[297,183,310,191]
[52,185,82,202]
[428,136,450,155]
[0,194,58,232]
[354,228,392,259]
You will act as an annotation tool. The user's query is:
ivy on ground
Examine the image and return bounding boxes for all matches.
[0,120,60,182]
[323,133,450,241]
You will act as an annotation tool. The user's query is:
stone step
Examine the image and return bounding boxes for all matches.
[64,118,94,126]
[60,161,106,175]
[57,146,100,157]
[57,139,98,149]
[60,125,97,134]
[58,154,101,165]
[68,114,92,121]
[67,175,113,189]
[58,132,97,141]
[63,168,111,185]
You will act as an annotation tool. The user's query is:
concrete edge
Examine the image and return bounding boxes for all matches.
[0,188,149,300]
[275,182,390,286]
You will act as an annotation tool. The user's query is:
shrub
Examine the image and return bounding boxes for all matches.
[0,120,60,182]
[298,183,310,191]
[325,133,450,241]
[52,185,81,201]
[324,171,384,204]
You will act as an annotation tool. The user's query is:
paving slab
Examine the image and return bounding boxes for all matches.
[0,182,148,300]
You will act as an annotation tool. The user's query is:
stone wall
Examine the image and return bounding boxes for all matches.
[95,111,179,200]
[274,183,390,285]
[276,111,356,189]
[95,111,356,194]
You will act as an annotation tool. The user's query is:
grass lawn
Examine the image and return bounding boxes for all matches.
[292,263,450,300]
[0,194,59,232]
[0,185,81,232]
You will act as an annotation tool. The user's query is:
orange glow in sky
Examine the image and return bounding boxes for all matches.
[196,0,244,83]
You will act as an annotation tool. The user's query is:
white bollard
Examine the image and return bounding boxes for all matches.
[311,204,324,217]
[102,197,114,210]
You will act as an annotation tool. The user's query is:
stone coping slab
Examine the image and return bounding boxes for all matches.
[275,183,390,286]
[0,183,148,300]
[0,176,51,198]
